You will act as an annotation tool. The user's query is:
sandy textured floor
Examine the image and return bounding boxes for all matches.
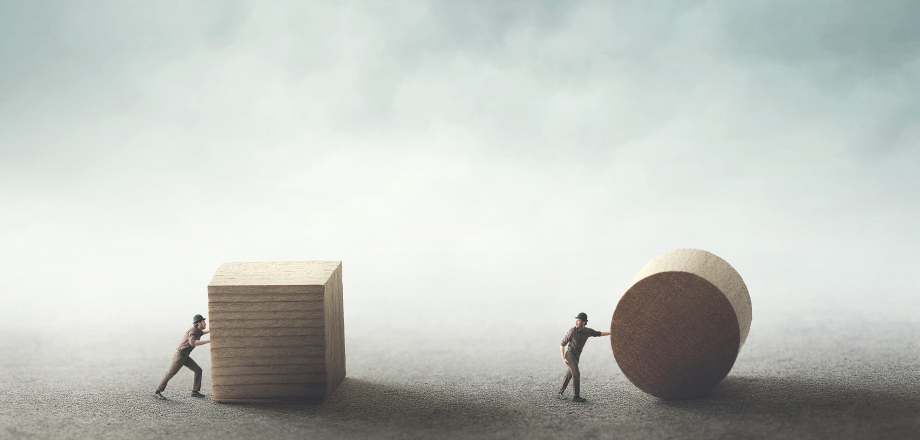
[2,308,919,439]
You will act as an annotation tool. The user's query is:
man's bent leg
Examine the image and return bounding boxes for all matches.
[565,351,581,397]
[157,352,185,392]
[184,357,203,392]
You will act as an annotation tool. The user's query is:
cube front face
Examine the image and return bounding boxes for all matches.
[208,261,345,403]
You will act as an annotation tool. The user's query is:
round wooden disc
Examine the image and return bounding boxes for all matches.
[611,271,740,399]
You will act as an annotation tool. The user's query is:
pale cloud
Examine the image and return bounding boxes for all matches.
[2,1,919,329]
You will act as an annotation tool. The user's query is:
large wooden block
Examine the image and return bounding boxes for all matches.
[611,249,752,400]
[208,261,345,404]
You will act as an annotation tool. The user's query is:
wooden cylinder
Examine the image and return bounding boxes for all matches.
[611,249,752,399]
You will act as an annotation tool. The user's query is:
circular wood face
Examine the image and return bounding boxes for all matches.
[611,271,740,399]
[629,248,752,349]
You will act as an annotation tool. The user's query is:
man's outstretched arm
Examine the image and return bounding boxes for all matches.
[599,331,611,336]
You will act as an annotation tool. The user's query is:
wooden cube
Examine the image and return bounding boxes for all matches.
[208,261,345,403]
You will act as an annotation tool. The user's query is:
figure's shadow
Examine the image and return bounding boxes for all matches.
[656,374,920,424]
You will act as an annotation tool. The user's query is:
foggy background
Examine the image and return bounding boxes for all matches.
[2,0,919,338]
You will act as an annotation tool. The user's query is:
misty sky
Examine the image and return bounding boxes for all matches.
[2,1,919,331]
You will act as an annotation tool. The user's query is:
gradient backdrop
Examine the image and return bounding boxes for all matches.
[2,1,919,339]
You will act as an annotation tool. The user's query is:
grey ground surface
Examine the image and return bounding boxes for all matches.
[2,308,919,439]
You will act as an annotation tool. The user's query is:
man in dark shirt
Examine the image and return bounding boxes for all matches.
[155,314,211,399]
[559,312,610,402]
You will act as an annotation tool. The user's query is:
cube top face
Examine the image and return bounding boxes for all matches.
[209,261,342,287]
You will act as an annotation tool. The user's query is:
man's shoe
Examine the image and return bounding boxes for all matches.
[191,391,205,398]
[154,390,166,400]
[572,396,586,402]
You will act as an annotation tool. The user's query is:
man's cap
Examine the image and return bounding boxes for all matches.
[193,314,206,323]
[575,312,588,321]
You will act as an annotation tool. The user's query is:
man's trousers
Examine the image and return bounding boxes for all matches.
[559,350,580,397]
[157,351,202,392]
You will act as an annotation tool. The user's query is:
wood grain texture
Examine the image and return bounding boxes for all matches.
[209,319,325,329]
[209,261,341,287]
[211,364,327,376]
[208,285,324,295]
[211,346,326,359]
[612,271,740,399]
[211,356,325,369]
[208,294,323,303]
[208,302,325,313]
[212,327,325,337]
[208,261,345,403]
[628,248,752,348]
[323,263,345,399]
[210,336,324,349]
[210,373,327,385]
[211,310,325,321]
